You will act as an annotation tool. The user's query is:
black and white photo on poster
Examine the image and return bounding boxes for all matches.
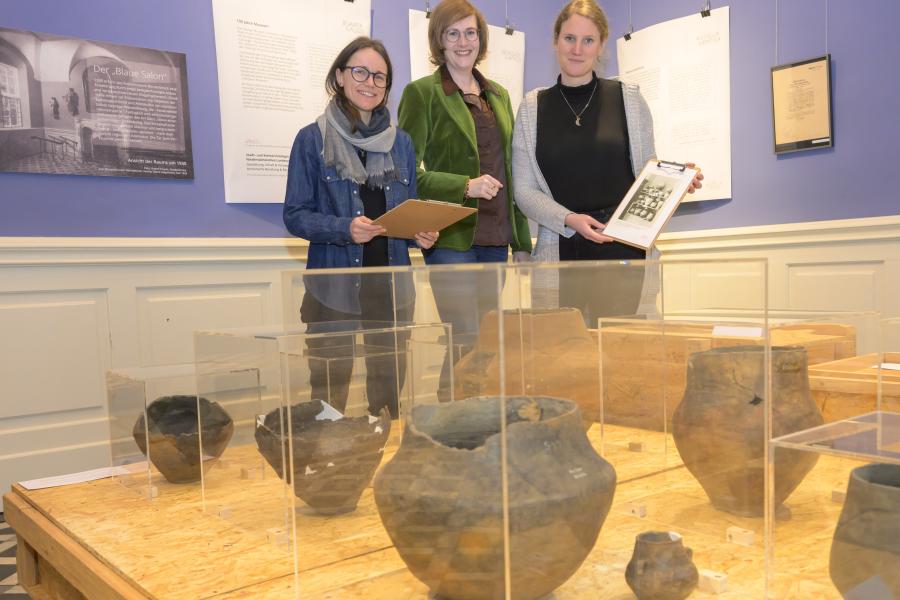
[617,173,677,227]
[0,27,193,179]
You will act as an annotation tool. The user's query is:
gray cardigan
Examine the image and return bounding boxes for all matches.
[512,80,660,313]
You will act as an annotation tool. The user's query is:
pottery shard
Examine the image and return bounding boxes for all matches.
[374,396,616,600]
[673,346,823,517]
[133,395,234,484]
[255,401,390,515]
[453,308,601,422]
[830,463,900,597]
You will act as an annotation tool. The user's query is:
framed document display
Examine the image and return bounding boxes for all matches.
[771,54,833,154]
[602,160,700,250]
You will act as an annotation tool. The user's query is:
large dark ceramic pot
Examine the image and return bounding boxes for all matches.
[373,396,616,600]
[132,395,234,484]
[255,400,390,515]
[625,531,698,600]
[830,463,900,597]
[672,346,823,516]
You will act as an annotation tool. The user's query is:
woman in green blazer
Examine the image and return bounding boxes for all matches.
[398,0,531,400]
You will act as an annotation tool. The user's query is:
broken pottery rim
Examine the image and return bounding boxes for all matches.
[257,402,389,445]
[405,395,580,454]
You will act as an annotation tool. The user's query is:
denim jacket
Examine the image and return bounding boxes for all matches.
[283,122,417,314]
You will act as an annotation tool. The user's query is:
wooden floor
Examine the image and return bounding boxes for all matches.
[2,423,860,599]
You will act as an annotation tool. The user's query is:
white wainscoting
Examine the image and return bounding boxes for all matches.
[1,216,898,495]
[655,215,900,316]
[0,238,309,495]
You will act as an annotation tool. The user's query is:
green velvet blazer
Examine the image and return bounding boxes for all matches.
[397,69,532,253]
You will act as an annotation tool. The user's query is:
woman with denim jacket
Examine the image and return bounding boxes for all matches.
[283,37,437,418]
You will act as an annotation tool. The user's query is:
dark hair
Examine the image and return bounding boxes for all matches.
[325,37,393,126]
[428,0,489,67]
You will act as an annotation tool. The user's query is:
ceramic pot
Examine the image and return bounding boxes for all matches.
[374,396,616,600]
[672,345,823,516]
[830,463,900,597]
[255,401,390,515]
[453,308,602,422]
[625,531,698,600]
[132,395,234,484]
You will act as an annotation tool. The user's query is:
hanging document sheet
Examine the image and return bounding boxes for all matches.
[408,9,525,115]
[212,0,371,203]
[616,7,730,202]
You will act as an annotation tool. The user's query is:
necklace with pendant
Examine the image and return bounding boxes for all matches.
[559,79,598,127]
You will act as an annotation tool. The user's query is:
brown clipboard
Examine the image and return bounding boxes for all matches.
[372,199,476,239]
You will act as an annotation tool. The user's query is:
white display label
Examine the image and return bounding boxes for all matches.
[711,325,763,338]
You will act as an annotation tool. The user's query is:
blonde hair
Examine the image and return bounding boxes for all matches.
[427,0,489,67]
[554,0,609,43]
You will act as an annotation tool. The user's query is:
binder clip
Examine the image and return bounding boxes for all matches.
[657,160,687,171]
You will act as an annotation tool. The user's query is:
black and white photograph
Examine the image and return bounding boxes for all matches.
[603,160,699,250]
[0,27,193,179]
[617,174,676,227]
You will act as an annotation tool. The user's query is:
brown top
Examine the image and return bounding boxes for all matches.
[440,66,512,247]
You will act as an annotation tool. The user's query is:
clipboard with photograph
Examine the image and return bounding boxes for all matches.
[602,160,700,250]
[372,199,476,240]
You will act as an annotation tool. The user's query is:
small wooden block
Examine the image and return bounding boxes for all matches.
[266,527,288,546]
[831,488,847,503]
[628,441,645,452]
[240,466,264,480]
[726,526,754,546]
[698,569,727,594]
[626,502,647,518]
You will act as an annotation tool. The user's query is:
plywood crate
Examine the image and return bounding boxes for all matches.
[808,351,900,422]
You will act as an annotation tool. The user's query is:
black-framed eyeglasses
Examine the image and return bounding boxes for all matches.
[444,28,479,43]
[345,65,388,88]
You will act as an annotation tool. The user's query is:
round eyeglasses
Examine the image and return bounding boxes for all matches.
[444,28,479,43]
[344,65,388,88]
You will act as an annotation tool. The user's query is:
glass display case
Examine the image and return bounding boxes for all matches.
[767,316,900,598]
[100,259,885,598]
[106,363,259,503]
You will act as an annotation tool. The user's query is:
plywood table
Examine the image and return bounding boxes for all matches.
[3,424,856,599]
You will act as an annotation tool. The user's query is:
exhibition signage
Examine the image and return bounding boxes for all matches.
[771,55,833,155]
[616,8,731,202]
[0,27,193,179]
[212,0,372,203]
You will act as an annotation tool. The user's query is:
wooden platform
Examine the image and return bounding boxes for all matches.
[808,351,900,421]
[2,424,859,599]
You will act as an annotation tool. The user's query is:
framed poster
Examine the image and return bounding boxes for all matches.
[0,27,193,179]
[602,160,700,250]
[771,55,833,155]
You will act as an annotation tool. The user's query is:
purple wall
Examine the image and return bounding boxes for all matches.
[0,0,560,237]
[1,0,897,237]
[602,0,900,232]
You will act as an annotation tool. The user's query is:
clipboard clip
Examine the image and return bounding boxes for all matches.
[624,25,634,41]
[657,160,687,172]
[425,1,431,18]
[700,1,711,17]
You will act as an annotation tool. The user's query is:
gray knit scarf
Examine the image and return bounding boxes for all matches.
[317,99,397,188]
